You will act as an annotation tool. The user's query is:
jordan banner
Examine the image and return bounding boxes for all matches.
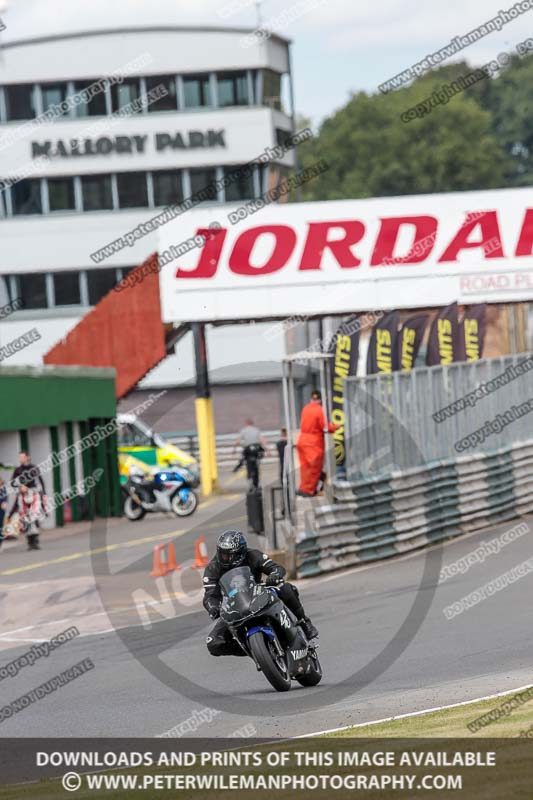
[396,314,429,371]
[426,302,463,366]
[329,315,360,468]
[366,311,399,374]
[462,304,487,361]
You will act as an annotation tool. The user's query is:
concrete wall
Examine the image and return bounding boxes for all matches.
[120,380,284,435]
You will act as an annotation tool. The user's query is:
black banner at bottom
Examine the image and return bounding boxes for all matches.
[0,738,532,798]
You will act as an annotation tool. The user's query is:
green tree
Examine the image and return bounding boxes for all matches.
[295,71,508,201]
[475,53,533,186]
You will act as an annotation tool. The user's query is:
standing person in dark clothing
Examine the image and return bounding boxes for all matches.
[276,428,288,484]
[10,451,45,494]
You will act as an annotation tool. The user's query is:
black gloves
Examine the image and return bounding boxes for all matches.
[207,605,220,620]
[265,572,284,587]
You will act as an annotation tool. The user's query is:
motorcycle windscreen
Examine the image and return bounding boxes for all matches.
[219,566,255,616]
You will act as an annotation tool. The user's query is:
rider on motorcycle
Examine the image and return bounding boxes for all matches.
[203,530,319,657]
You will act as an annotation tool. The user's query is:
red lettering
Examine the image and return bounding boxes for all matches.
[229,225,296,275]
[371,216,438,265]
[515,209,533,257]
[298,221,364,270]
[439,211,503,262]
[175,228,226,279]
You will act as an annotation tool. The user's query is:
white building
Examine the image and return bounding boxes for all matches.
[0,24,299,409]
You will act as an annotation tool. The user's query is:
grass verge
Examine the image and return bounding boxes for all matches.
[324,687,533,738]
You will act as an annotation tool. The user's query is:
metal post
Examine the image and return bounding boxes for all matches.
[282,360,298,576]
[319,359,335,503]
[286,43,301,202]
[281,360,294,522]
[192,322,217,496]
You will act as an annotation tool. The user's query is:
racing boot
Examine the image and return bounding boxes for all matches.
[299,616,319,640]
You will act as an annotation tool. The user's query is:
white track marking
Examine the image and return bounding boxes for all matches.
[0,592,200,642]
[0,618,72,636]
[300,684,533,737]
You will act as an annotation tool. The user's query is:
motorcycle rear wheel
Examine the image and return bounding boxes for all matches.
[248,632,291,692]
[296,648,323,687]
[124,497,146,521]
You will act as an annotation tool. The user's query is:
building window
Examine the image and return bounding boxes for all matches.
[146,75,178,111]
[183,74,211,108]
[262,70,282,110]
[87,268,118,305]
[111,78,141,113]
[249,69,259,104]
[4,84,36,120]
[224,165,254,202]
[0,275,11,306]
[116,172,148,208]
[189,168,217,202]
[217,71,249,107]
[152,170,183,206]
[267,165,290,202]
[53,271,81,306]
[18,273,47,309]
[73,79,107,117]
[41,83,69,116]
[11,179,42,215]
[117,421,152,447]
[48,177,76,212]
[275,128,292,148]
[81,174,113,211]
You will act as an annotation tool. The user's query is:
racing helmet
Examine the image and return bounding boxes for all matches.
[216,530,248,569]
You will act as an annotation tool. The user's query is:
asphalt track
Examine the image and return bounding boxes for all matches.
[0,468,532,738]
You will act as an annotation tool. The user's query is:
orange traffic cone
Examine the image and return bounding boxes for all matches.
[150,542,181,577]
[192,535,209,569]
[167,542,181,572]
[150,544,167,577]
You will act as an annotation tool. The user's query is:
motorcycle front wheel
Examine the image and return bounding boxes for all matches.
[124,496,146,521]
[248,632,291,692]
[171,490,198,517]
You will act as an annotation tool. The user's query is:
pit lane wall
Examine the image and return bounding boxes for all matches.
[296,441,533,577]
[295,354,533,577]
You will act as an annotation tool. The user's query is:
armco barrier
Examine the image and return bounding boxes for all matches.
[296,440,533,577]
[163,429,280,469]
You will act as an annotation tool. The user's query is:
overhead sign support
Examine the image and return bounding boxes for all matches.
[281,352,335,576]
[191,323,218,497]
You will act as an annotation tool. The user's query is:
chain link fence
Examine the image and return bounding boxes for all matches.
[344,353,533,480]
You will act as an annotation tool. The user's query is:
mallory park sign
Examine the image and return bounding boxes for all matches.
[30,129,226,158]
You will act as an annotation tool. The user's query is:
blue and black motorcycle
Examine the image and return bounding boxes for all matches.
[219,566,322,692]
[123,465,199,520]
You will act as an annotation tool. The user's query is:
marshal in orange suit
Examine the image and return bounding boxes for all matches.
[296,390,338,497]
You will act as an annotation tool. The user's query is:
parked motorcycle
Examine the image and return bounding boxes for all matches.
[219,565,322,692]
[123,466,199,520]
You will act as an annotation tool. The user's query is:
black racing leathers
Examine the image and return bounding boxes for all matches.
[203,549,305,657]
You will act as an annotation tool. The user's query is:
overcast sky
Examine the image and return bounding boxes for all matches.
[0,0,529,123]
